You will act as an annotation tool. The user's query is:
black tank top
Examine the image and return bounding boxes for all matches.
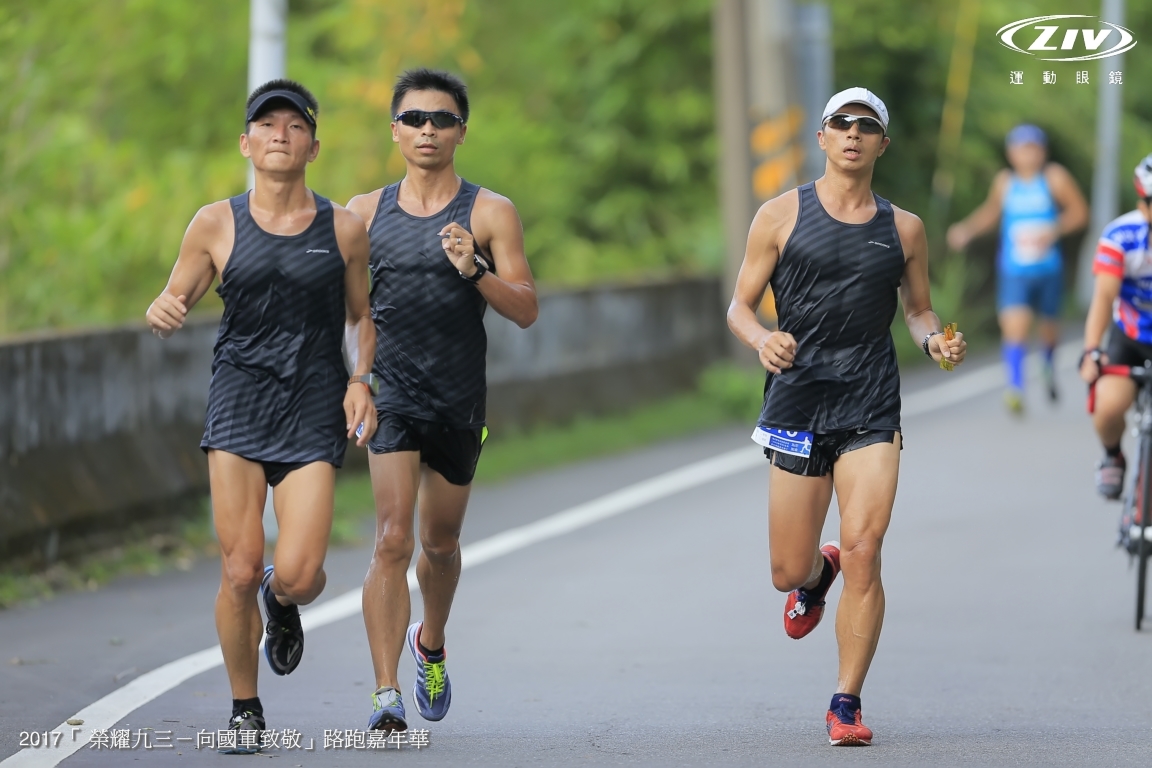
[759,181,906,433]
[368,179,490,428]
[201,192,349,466]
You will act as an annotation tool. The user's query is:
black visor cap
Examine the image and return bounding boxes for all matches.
[245,90,317,126]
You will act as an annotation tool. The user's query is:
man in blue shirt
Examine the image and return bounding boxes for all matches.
[948,125,1088,412]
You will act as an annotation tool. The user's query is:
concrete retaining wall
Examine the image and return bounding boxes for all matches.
[0,278,724,558]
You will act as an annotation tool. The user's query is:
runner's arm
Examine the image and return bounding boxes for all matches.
[946,170,1009,251]
[335,207,376,378]
[896,207,966,365]
[335,206,377,445]
[449,190,538,328]
[727,192,797,374]
[145,202,226,339]
[1045,163,1089,237]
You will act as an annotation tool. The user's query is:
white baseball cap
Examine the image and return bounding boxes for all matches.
[821,87,889,131]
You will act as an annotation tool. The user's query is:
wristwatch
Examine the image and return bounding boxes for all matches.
[922,331,945,358]
[460,254,488,283]
[348,374,380,396]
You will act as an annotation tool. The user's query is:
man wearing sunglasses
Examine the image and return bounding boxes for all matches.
[947,125,1087,413]
[728,87,966,746]
[346,68,538,733]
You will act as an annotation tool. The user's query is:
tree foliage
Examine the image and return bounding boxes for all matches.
[2,0,1151,334]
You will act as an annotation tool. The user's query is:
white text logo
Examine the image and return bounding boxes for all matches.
[997,15,1136,62]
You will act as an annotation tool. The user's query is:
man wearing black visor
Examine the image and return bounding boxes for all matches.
[146,79,376,752]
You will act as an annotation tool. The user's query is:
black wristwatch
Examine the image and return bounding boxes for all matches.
[348,374,380,396]
[460,254,488,283]
[1078,348,1103,367]
[922,331,945,357]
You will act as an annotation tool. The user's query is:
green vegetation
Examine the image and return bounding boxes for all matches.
[10,1,1151,335]
[0,0,716,334]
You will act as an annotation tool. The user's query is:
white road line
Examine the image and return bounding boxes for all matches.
[0,344,1071,767]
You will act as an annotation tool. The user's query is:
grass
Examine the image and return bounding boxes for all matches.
[0,509,217,610]
[0,363,765,609]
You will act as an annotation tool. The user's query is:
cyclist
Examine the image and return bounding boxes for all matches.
[1079,154,1152,500]
[948,125,1088,413]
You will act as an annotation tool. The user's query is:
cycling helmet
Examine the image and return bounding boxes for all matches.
[1135,154,1152,199]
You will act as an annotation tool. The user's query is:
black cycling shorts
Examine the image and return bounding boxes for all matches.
[368,411,486,486]
[1103,326,1152,368]
[765,429,900,478]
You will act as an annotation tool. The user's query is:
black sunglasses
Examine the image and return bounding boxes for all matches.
[823,113,885,135]
[393,110,465,129]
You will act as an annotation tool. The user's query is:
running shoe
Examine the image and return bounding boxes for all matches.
[368,686,408,732]
[260,565,304,675]
[826,703,872,746]
[218,709,264,754]
[1096,452,1126,500]
[1004,389,1024,415]
[1042,363,1059,402]
[406,622,452,721]
[784,541,841,640]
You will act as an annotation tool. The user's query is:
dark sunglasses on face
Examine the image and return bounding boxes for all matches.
[393,110,464,129]
[823,113,885,135]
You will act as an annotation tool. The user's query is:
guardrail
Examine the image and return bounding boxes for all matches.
[0,278,724,561]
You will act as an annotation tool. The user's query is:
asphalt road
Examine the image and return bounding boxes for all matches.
[2,350,1149,767]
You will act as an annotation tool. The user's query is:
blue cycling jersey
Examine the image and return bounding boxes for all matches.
[1094,210,1152,344]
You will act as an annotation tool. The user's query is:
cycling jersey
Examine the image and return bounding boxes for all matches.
[1093,210,1152,344]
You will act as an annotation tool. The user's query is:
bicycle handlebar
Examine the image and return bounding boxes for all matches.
[1088,363,1152,413]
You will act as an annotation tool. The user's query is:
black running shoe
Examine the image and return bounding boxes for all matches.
[1097,452,1126,501]
[260,565,303,675]
[219,710,264,754]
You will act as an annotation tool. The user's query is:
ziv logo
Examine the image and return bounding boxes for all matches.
[997,15,1136,62]
[305,249,330,254]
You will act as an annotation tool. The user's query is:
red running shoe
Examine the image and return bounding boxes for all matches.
[783,541,841,639]
[826,705,873,746]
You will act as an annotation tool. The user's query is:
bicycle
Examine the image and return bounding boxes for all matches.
[1090,362,1152,630]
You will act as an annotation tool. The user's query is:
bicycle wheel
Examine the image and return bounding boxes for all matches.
[1137,434,1152,630]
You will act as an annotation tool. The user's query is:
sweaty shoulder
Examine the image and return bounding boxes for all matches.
[471,187,520,237]
[472,187,517,218]
[890,203,925,258]
[346,188,384,230]
[755,188,800,253]
[331,201,369,259]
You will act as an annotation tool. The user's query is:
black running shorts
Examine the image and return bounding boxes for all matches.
[368,411,485,486]
[765,430,899,478]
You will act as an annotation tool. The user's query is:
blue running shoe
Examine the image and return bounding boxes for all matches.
[368,686,407,732]
[260,565,303,676]
[406,622,451,721]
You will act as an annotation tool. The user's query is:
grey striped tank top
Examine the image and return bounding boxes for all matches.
[368,179,490,428]
[200,191,349,466]
[759,181,906,433]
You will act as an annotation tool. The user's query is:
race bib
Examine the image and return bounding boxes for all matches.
[751,427,813,457]
[1008,220,1057,265]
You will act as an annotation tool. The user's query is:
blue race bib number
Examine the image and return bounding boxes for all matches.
[751,427,813,457]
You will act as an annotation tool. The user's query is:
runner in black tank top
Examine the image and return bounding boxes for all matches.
[146,80,377,748]
[367,179,489,429]
[727,88,967,747]
[761,181,905,435]
[202,191,349,472]
[346,69,538,732]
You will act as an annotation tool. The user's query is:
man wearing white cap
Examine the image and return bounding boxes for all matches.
[948,125,1087,413]
[728,87,967,746]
